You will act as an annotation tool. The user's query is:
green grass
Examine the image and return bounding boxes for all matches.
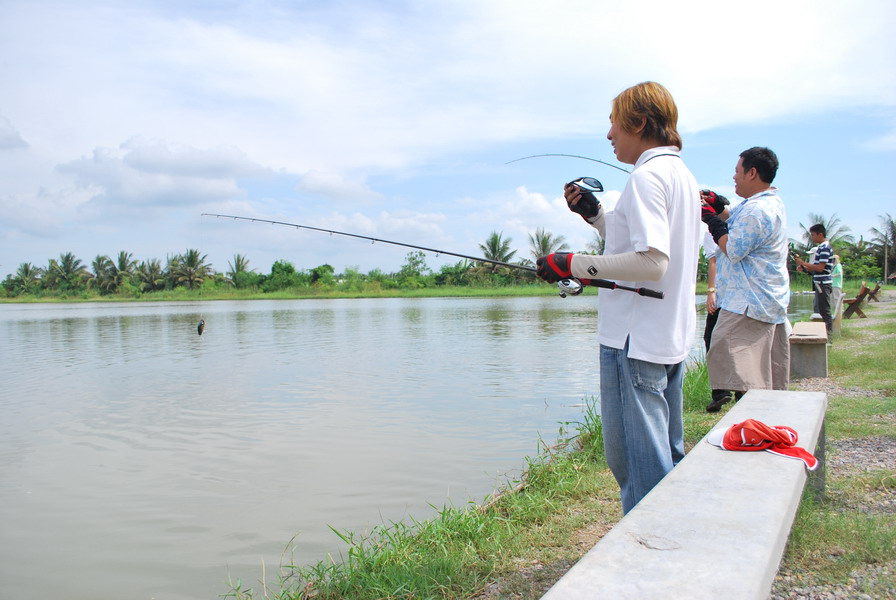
[681,359,719,445]
[829,311,896,394]
[1,284,565,304]
[786,487,896,584]
[8,278,881,304]
[781,299,896,592]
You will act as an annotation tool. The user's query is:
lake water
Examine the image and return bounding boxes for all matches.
[0,293,814,600]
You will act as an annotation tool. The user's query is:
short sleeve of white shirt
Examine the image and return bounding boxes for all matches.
[624,170,672,258]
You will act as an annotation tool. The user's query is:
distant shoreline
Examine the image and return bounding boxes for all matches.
[1,281,836,304]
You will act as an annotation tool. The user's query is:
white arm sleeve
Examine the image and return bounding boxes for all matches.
[570,247,668,282]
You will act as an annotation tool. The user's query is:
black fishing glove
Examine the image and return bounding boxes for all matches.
[701,201,720,223]
[700,190,729,214]
[536,253,574,283]
[565,179,602,222]
[700,190,729,244]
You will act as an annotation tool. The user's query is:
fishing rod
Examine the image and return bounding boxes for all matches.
[201,213,663,299]
[505,153,631,174]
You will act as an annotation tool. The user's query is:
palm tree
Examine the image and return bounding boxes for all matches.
[137,259,166,292]
[12,262,42,295]
[477,231,517,272]
[47,252,88,292]
[794,213,854,252]
[110,251,137,290]
[869,213,895,281]
[585,231,605,255]
[226,253,253,287]
[87,255,115,294]
[479,231,516,262]
[528,227,570,261]
[169,249,211,289]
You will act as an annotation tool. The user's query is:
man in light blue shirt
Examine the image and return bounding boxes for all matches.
[701,147,790,411]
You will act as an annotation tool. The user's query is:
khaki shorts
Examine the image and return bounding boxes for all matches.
[707,309,790,392]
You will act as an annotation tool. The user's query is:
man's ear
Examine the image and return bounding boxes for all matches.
[634,116,647,135]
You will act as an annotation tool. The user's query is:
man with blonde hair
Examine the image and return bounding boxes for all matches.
[536,81,701,513]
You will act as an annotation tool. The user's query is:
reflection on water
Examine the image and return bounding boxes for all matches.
[0,293,814,600]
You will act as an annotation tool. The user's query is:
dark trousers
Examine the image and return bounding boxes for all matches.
[814,282,833,335]
[704,309,719,351]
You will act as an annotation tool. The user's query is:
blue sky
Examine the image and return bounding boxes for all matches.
[2,0,895,278]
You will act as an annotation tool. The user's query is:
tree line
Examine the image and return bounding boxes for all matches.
[2,228,588,298]
[3,213,893,299]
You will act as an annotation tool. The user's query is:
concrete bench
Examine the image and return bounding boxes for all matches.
[541,389,827,600]
[789,321,828,379]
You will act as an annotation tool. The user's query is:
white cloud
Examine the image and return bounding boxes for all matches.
[4,0,894,171]
[463,186,597,258]
[0,115,28,150]
[120,137,269,178]
[297,170,382,204]
[53,139,268,216]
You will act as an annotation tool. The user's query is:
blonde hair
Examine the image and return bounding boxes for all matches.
[610,81,683,149]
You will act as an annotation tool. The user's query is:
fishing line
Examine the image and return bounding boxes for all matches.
[196,215,206,336]
[201,212,664,299]
[505,153,631,174]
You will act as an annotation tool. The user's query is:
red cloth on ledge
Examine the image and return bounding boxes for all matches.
[706,418,819,471]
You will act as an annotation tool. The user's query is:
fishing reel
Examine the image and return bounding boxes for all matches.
[557,278,584,298]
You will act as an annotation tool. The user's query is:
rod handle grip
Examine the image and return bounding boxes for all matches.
[636,287,665,299]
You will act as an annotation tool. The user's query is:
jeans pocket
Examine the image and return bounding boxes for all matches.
[630,359,668,393]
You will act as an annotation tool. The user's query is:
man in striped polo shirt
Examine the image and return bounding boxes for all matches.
[795,224,834,339]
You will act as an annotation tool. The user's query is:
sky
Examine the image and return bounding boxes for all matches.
[2,0,895,279]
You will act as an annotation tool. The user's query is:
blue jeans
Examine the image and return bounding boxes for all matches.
[600,340,685,514]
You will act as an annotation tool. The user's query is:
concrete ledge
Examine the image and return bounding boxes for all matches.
[541,390,827,600]
[789,321,828,379]
[790,321,827,341]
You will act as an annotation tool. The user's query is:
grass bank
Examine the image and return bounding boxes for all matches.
[1,284,559,303]
[2,277,873,304]
[225,293,895,599]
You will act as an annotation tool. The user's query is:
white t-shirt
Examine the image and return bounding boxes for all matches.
[597,146,701,364]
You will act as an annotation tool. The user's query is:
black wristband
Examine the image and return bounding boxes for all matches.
[705,216,729,245]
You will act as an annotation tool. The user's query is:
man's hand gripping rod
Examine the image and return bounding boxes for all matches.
[201,213,664,300]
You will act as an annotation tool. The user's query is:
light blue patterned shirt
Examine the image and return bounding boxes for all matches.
[716,188,790,324]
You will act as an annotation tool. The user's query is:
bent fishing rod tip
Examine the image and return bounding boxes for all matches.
[203,212,662,299]
[504,153,631,174]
